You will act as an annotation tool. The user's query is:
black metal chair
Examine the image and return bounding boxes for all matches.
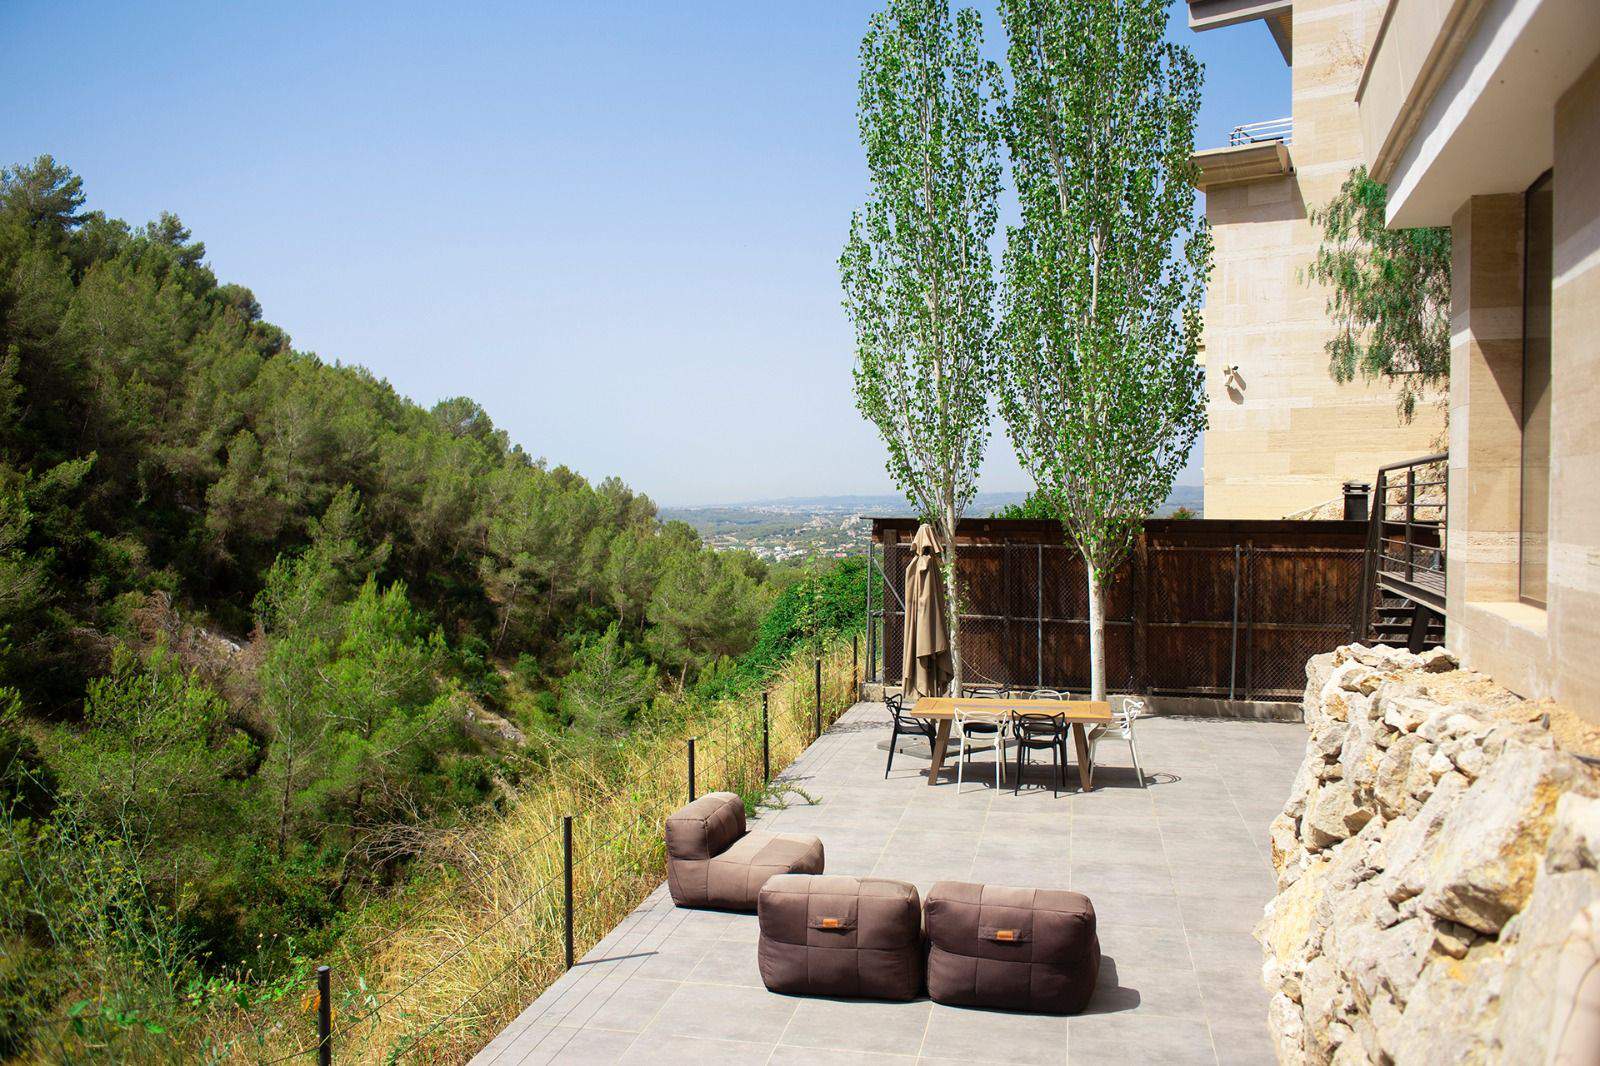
[1012,712,1070,796]
[884,693,940,778]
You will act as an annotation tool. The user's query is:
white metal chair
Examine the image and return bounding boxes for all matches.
[1085,696,1147,787]
[1023,688,1064,700]
[955,708,1010,794]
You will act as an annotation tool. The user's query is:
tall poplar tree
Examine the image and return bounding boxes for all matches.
[996,0,1211,701]
[841,0,1004,692]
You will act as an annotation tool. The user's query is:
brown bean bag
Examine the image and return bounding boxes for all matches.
[665,792,823,911]
[757,874,924,1001]
[924,881,1099,1013]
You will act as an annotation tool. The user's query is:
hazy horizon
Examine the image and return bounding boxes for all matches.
[1,2,1287,505]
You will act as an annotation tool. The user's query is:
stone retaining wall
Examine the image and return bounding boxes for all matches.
[1258,644,1600,1064]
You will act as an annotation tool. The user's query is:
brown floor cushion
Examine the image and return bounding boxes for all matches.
[924,881,1099,1013]
[665,792,823,911]
[758,874,924,1001]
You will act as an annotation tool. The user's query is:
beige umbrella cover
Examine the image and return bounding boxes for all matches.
[901,523,954,699]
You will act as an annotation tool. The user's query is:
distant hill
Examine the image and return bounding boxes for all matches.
[665,485,1203,520]
[662,485,1204,562]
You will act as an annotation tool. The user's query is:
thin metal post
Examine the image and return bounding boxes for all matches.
[1404,467,1416,582]
[1036,542,1044,688]
[316,965,331,1066]
[862,528,872,683]
[761,692,770,784]
[852,634,859,691]
[1229,544,1241,701]
[687,738,696,802]
[562,815,574,970]
[813,658,822,739]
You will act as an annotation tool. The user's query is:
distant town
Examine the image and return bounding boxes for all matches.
[662,488,1203,563]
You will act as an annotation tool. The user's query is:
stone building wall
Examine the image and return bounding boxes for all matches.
[1258,643,1600,1063]
[1199,0,1445,520]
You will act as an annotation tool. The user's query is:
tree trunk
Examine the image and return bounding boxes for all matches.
[1086,557,1106,702]
[943,530,962,697]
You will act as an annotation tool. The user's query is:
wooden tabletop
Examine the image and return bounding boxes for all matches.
[912,695,1113,723]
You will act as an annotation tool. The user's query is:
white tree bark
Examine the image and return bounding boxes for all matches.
[1086,557,1106,702]
[944,532,962,696]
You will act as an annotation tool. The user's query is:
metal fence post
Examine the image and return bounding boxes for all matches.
[852,634,858,691]
[814,658,822,738]
[1229,544,1241,701]
[1036,542,1044,688]
[687,738,696,802]
[316,965,331,1066]
[562,815,574,970]
[761,691,770,784]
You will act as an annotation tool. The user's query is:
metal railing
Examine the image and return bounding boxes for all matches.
[1228,116,1292,146]
[1359,452,1448,647]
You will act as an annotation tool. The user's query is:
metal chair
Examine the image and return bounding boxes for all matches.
[1012,712,1070,796]
[961,684,1010,699]
[1085,696,1148,787]
[1022,688,1064,701]
[955,708,1009,794]
[884,692,940,778]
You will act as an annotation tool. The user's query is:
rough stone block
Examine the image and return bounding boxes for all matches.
[1420,748,1600,935]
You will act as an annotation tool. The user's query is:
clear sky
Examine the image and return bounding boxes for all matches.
[0,1,1288,506]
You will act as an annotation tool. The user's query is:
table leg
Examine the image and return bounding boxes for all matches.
[1072,723,1094,791]
[926,719,952,786]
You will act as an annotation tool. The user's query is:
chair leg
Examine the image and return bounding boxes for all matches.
[1014,741,1024,795]
[995,736,1003,792]
[885,720,899,778]
[1128,729,1146,788]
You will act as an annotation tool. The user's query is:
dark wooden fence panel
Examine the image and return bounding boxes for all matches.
[872,518,1365,702]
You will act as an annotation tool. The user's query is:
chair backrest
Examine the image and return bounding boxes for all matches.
[1024,688,1064,700]
[886,692,926,729]
[1115,696,1147,725]
[1014,711,1067,740]
[962,684,1008,700]
[665,792,746,861]
[955,708,1008,732]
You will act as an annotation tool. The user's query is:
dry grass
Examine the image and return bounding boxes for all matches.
[191,641,860,1064]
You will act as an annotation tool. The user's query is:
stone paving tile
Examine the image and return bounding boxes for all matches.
[471,701,1307,1064]
[642,982,797,1044]
[778,998,933,1056]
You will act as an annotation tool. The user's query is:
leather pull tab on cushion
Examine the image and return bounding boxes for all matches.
[981,926,1027,943]
[809,916,855,931]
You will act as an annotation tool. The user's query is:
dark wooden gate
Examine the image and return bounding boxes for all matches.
[870,518,1365,702]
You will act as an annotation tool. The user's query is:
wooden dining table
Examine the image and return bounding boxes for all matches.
[912,696,1114,791]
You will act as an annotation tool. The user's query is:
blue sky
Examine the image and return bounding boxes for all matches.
[0,1,1288,506]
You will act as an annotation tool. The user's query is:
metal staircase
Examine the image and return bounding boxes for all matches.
[1359,453,1448,651]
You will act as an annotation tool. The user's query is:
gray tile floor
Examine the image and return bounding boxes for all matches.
[472,701,1305,1065]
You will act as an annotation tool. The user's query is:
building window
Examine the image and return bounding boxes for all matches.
[1520,171,1552,608]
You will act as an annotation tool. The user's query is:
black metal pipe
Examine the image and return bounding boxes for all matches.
[316,965,331,1066]
[687,737,696,802]
[761,692,770,784]
[1342,481,1371,522]
[562,815,574,970]
[813,658,822,739]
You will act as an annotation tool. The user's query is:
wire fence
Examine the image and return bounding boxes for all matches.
[21,640,862,1065]
[869,531,1364,702]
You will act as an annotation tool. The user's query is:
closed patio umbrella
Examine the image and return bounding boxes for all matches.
[901,523,953,699]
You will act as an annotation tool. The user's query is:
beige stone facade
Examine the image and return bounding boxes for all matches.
[1357,0,1600,719]
[1190,0,1445,520]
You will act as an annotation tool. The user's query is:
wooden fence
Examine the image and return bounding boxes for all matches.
[869,517,1366,702]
